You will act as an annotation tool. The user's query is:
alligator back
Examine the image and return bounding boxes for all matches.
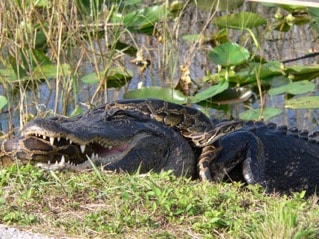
[251,122,319,195]
[212,121,319,196]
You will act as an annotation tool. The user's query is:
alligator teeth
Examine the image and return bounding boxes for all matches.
[57,137,61,142]
[69,139,72,144]
[49,137,55,145]
[91,153,100,159]
[108,146,113,150]
[80,145,86,153]
[59,155,65,166]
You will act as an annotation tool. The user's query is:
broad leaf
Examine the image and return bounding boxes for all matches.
[195,0,244,11]
[81,68,133,89]
[209,42,250,67]
[32,64,70,79]
[0,68,18,82]
[122,5,166,34]
[239,107,282,121]
[269,80,315,96]
[285,64,319,81]
[0,95,8,110]
[124,87,187,104]
[213,12,267,29]
[285,96,319,109]
[191,80,229,103]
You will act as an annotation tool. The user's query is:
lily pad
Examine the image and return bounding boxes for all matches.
[269,80,315,96]
[209,42,250,67]
[239,107,282,121]
[213,12,267,29]
[285,96,319,109]
[32,64,71,79]
[285,64,319,81]
[191,80,229,103]
[0,95,8,110]
[124,87,187,104]
[0,68,18,82]
[122,5,166,34]
[195,0,244,11]
[81,68,133,89]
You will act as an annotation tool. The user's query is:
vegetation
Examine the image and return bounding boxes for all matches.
[0,0,319,127]
[1,165,319,238]
[1,0,319,238]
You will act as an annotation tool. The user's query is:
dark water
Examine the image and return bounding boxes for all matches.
[1,2,319,134]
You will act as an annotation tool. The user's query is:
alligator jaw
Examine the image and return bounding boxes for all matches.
[22,131,150,171]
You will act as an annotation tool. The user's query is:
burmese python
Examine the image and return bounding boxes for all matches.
[105,99,243,181]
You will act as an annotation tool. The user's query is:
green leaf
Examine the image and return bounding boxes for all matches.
[309,8,319,33]
[191,81,229,103]
[32,49,52,66]
[285,96,319,109]
[213,12,267,29]
[239,107,282,121]
[0,68,18,82]
[285,64,319,74]
[257,61,283,79]
[81,68,133,88]
[268,75,290,87]
[182,34,203,42]
[195,0,244,11]
[123,87,187,104]
[69,105,83,117]
[9,55,27,78]
[0,95,8,110]
[269,80,315,96]
[123,5,167,34]
[32,64,70,79]
[284,64,319,81]
[81,72,99,85]
[235,61,284,85]
[209,42,250,67]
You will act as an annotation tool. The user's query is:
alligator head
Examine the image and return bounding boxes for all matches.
[0,105,196,177]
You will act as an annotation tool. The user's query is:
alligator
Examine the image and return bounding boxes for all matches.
[0,104,198,178]
[1,99,319,196]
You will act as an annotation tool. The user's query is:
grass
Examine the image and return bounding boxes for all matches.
[0,165,318,238]
[0,1,319,238]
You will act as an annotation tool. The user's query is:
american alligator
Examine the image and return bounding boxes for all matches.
[0,105,197,178]
[0,99,241,180]
[1,99,319,196]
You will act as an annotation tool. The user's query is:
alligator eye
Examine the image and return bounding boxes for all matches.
[105,109,127,120]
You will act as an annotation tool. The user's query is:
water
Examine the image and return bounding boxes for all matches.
[1,2,319,134]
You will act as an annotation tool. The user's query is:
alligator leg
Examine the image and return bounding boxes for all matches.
[210,130,266,187]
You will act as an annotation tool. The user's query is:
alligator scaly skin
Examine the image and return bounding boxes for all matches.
[105,99,243,181]
[0,105,197,177]
[210,121,319,196]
